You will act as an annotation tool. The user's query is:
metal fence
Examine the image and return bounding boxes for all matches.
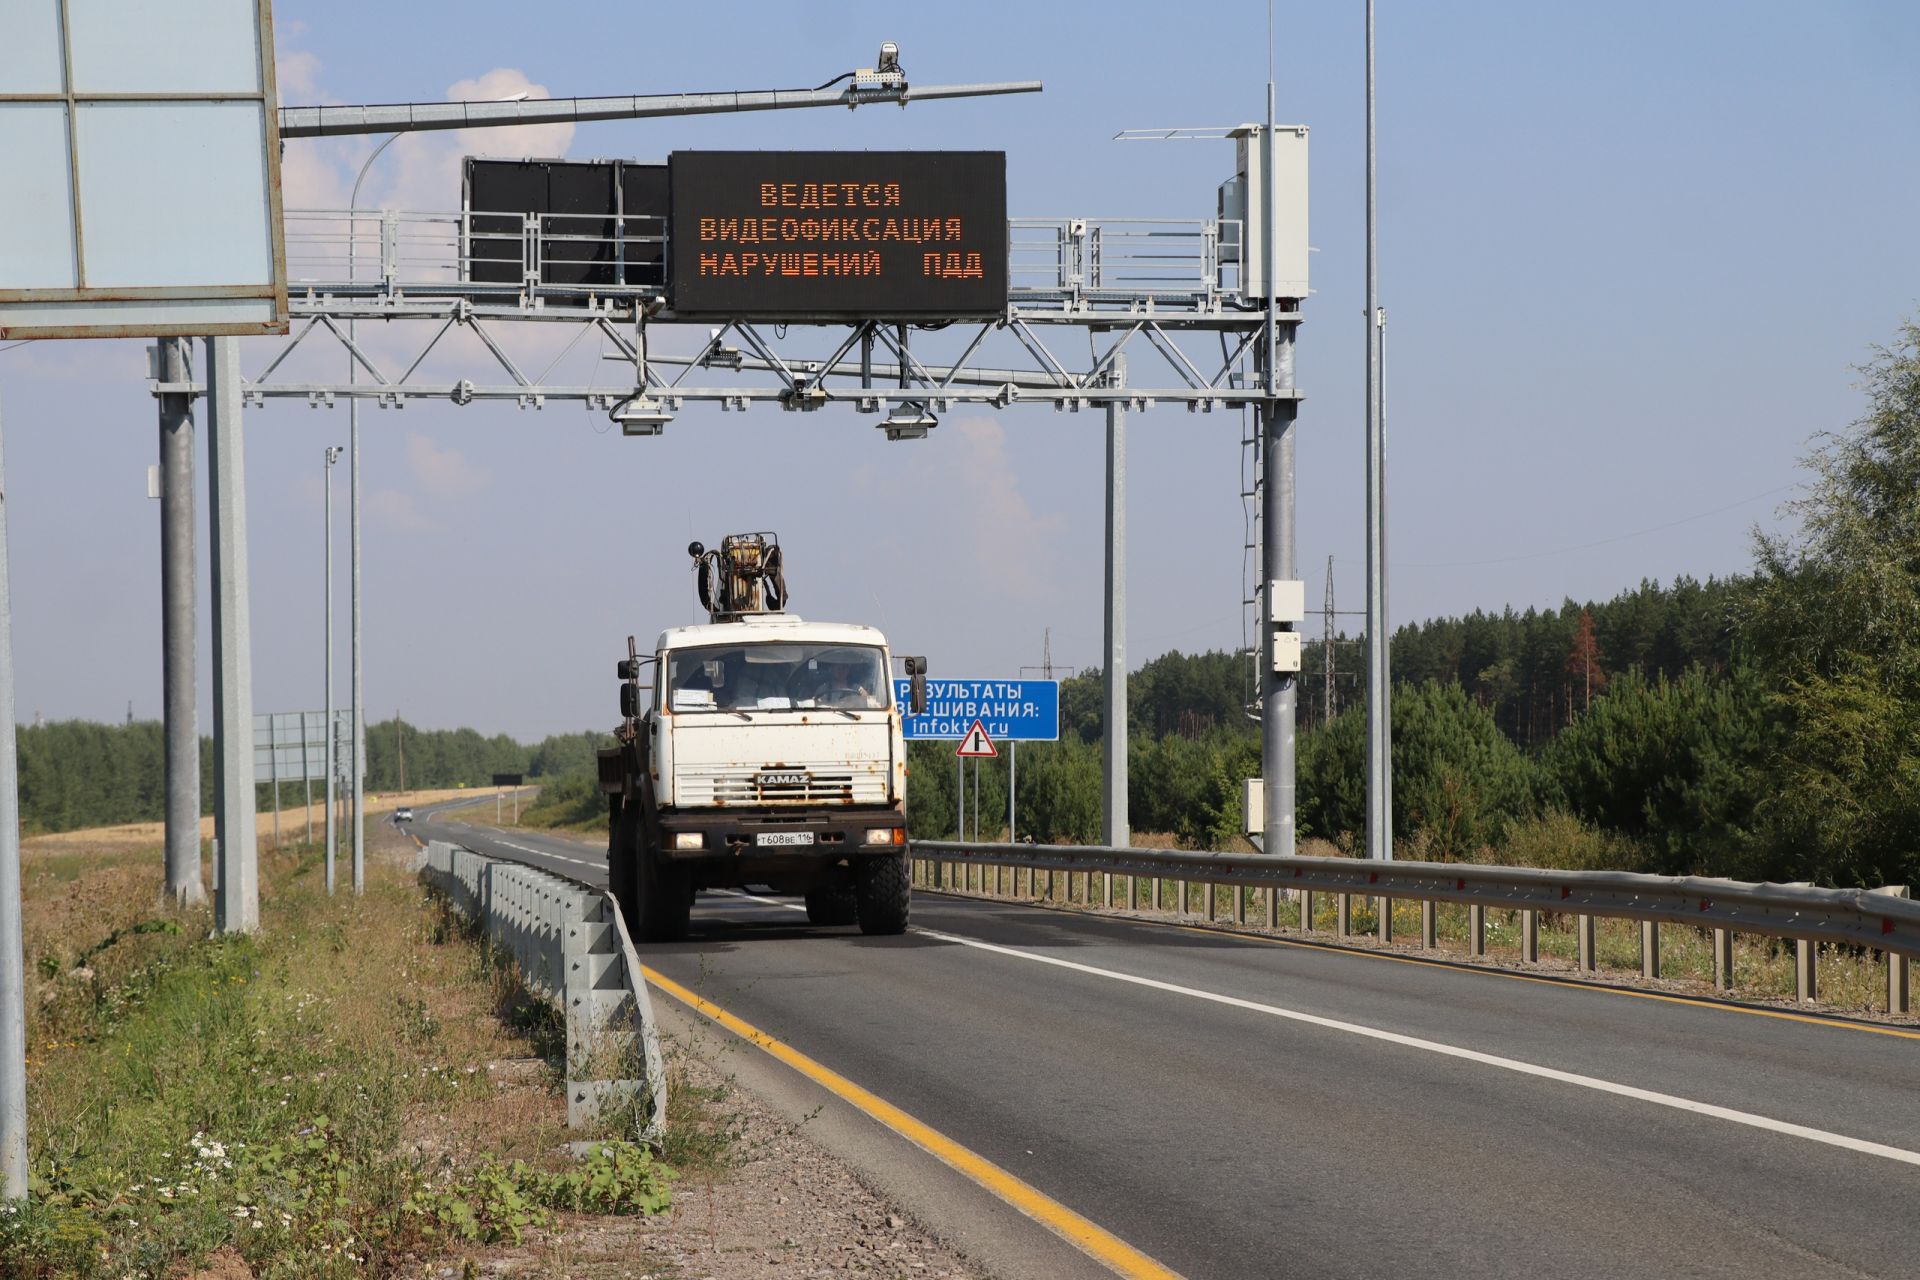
[911,841,1916,1014]
[281,209,1243,309]
[421,841,667,1136]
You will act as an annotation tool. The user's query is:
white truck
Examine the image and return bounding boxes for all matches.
[598,533,928,941]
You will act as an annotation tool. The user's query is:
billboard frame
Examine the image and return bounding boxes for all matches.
[0,0,289,339]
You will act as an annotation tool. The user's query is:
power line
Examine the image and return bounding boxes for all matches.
[0,342,35,355]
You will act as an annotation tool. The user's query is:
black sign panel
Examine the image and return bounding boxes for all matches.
[669,151,1006,318]
[463,158,667,288]
[491,773,525,788]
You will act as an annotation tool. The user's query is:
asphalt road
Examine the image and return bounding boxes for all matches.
[412,801,1920,1279]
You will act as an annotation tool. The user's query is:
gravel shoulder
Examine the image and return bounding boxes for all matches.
[439,1030,993,1280]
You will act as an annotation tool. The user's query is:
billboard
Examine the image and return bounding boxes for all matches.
[463,157,667,288]
[669,151,1007,319]
[0,0,287,338]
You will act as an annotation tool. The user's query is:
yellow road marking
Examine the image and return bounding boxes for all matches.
[922,885,1920,1042]
[642,966,1185,1280]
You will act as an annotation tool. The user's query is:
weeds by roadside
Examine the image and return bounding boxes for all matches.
[1,829,677,1279]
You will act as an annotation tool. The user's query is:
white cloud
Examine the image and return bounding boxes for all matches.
[373,68,575,214]
[404,433,489,500]
[368,488,434,534]
[859,416,1069,606]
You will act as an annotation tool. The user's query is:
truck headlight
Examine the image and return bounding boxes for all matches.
[673,832,704,851]
[865,827,905,846]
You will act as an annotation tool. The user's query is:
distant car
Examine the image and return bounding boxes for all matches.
[394,806,415,823]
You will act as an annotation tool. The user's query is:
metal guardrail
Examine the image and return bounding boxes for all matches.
[911,841,1916,1013]
[421,841,668,1138]
[281,209,1247,311]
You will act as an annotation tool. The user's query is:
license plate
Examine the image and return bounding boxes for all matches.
[756,831,815,847]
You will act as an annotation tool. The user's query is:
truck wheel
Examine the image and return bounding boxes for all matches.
[804,885,857,926]
[608,802,641,933]
[636,843,692,943]
[854,852,910,936]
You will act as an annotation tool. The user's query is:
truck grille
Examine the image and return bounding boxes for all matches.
[675,765,888,807]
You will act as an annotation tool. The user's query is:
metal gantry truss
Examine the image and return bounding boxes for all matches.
[148,209,1298,421]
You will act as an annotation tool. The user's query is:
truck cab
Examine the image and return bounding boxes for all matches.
[600,534,923,941]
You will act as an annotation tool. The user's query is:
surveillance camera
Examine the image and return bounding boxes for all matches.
[610,395,672,436]
[877,42,900,74]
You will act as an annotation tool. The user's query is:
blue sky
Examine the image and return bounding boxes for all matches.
[3,1,1917,738]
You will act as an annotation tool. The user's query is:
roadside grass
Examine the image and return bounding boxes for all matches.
[512,775,604,836]
[2,828,675,1279]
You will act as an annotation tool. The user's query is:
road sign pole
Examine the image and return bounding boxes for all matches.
[268,716,280,849]
[157,338,204,904]
[956,754,964,840]
[1008,742,1016,844]
[1102,362,1129,848]
[0,400,30,1198]
[207,336,259,934]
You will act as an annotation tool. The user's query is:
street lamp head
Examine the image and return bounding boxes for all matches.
[325,446,343,465]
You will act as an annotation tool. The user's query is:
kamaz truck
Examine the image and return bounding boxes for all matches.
[598,533,927,941]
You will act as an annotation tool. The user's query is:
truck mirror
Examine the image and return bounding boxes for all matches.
[909,671,928,715]
[619,684,639,718]
[617,658,637,680]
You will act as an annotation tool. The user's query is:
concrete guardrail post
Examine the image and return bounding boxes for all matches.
[1520,909,1539,964]
[1577,914,1597,972]
[1262,886,1277,930]
[1377,897,1392,944]
[1787,883,1817,1002]
[1300,887,1316,933]
[1420,899,1437,949]
[1336,894,1352,938]
[1872,886,1910,1014]
[1712,927,1735,990]
[1641,920,1661,979]
[1468,903,1486,956]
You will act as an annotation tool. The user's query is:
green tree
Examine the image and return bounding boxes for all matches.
[1301,681,1536,858]
[1741,317,1920,886]
[1540,666,1772,876]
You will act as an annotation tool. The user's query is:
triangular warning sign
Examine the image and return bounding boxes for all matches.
[956,719,998,758]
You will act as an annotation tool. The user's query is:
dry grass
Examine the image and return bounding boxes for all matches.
[22,787,483,859]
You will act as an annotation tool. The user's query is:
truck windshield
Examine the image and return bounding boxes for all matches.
[667,643,890,713]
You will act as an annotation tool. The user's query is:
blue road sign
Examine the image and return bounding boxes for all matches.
[894,678,1060,741]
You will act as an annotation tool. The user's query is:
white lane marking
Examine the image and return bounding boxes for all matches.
[906,923,1920,1171]
[722,891,1920,1171]
[495,838,602,872]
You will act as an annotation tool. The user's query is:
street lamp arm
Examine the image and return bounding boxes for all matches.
[280,80,1042,139]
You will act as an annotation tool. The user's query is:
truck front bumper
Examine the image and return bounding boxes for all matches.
[657,809,906,861]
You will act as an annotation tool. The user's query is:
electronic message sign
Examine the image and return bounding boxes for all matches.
[463,158,667,288]
[669,151,1006,319]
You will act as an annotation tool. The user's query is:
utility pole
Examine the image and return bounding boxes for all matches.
[396,711,405,793]
[1364,0,1393,862]
[1323,555,1337,726]
[156,338,203,905]
[323,446,340,895]
[207,336,259,934]
[0,399,31,1198]
[1102,358,1129,849]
